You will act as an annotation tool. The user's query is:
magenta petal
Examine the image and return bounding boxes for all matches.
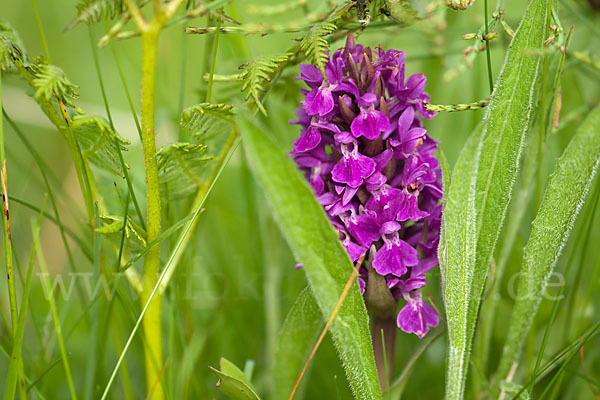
[397,292,439,338]
[304,85,335,116]
[397,190,429,221]
[331,144,376,188]
[292,127,321,152]
[372,233,416,276]
[351,109,390,140]
[298,64,324,88]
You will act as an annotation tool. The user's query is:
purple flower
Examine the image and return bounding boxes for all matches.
[331,141,376,188]
[397,290,439,339]
[372,232,418,276]
[290,34,442,338]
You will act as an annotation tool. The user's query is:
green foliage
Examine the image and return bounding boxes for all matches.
[239,54,291,116]
[239,114,382,400]
[440,0,548,397]
[209,358,261,400]
[180,102,235,141]
[0,21,25,70]
[97,214,147,247]
[70,114,130,176]
[66,0,124,30]
[30,59,79,101]
[496,105,600,381]
[156,142,213,199]
[295,21,336,75]
[274,286,322,399]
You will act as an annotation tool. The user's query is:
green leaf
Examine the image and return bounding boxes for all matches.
[440,0,548,396]
[156,142,213,199]
[97,214,147,247]
[30,59,79,102]
[238,54,291,116]
[439,124,482,400]
[70,114,130,176]
[239,114,382,400]
[0,20,25,71]
[209,358,261,400]
[382,0,419,24]
[66,0,124,30]
[295,22,336,75]
[496,105,600,380]
[274,286,323,399]
[180,102,235,142]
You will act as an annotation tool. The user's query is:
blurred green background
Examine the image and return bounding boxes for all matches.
[0,0,599,398]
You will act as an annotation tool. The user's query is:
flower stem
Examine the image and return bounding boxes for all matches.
[365,267,396,391]
[140,28,164,400]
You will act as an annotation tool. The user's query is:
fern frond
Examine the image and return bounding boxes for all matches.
[180,103,235,140]
[66,0,124,30]
[157,143,213,199]
[30,59,79,102]
[0,21,25,71]
[70,114,130,176]
[239,54,291,115]
[295,22,337,75]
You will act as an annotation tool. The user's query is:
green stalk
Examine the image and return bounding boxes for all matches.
[36,225,78,399]
[139,27,165,400]
[0,67,17,338]
[1,62,27,400]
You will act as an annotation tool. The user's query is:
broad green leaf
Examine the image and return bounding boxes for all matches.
[156,142,213,199]
[274,286,322,399]
[239,114,382,400]
[496,106,600,380]
[440,0,548,397]
[209,357,261,400]
[70,114,130,176]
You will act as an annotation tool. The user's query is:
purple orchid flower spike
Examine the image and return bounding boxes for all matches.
[290,33,442,338]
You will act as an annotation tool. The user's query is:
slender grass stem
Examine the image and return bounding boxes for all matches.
[205,19,222,103]
[103,20,143,142]
[29,0,51,63]
[0,65,28,400]
[87,26,146,231]
[484,0,494,92]
[100,140,234,399]
[35,224,78,399]
[0,68,18,339]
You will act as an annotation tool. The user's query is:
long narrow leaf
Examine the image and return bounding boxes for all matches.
[496,105,600,381]
[440,0,548,396]
[239,114,382,400]
[274,286,322,399]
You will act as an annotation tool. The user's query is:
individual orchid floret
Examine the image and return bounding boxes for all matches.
[290,33,442,338]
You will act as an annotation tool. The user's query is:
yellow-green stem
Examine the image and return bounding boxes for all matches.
[140,28,164,400]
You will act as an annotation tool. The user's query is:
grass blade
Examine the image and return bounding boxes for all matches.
[239,114,382,400]
[3,199,46,400]
[495,105,600,382]
[35,213,78,399]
